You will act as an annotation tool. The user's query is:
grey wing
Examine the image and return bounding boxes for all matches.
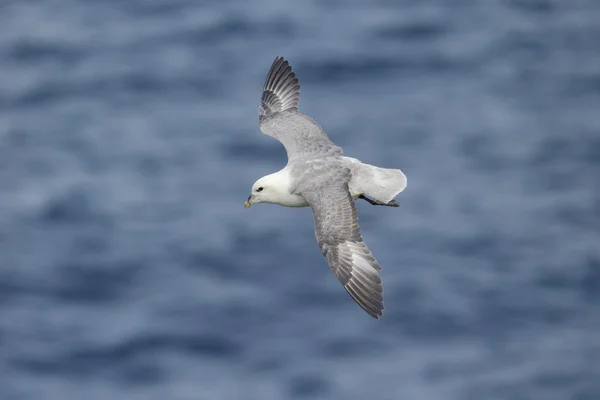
[259,56,300,120]
[301,180,384,319]
[259,57,342,160]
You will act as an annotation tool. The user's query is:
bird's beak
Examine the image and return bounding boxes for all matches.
[244,195,254,209]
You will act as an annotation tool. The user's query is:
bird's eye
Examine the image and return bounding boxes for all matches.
[257,187,264,192]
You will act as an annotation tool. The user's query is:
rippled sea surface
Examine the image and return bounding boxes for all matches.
[1,1,600,399]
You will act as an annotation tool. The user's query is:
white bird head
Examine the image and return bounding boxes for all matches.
[244,173,287,208]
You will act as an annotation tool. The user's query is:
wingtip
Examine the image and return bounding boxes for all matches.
[366,307,384,319]
[260,56,300,120]
[371,305,384,319]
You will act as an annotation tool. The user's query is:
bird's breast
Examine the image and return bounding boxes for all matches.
[279,193,310,207]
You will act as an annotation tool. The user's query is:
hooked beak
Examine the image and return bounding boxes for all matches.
[244,194,255,209]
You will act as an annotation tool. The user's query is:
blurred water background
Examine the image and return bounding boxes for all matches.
[1,0,600,399]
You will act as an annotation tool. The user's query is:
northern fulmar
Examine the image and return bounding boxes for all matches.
[244,57,407,319]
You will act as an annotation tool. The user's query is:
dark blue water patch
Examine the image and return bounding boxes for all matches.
[504,0,557,14]
[0,277,23,306]
[389,123,434,148]
[287,373,332,398]
[174,228,289,279]
[446,233,503,259]
[475,289,576,335]
[530,137,582,167]
[571,389,600,400]
[10,333,241,377]
[554,200,600,230]
[442,232,520,274]
[583,137,600,164]
[3,128,34,148]
[298,55,460,84]
[8,74,221,109]
[7,40,85,66]
[526,142,600,192]
[116,361,165,385]
[157,15,297,47]
[135,154,164,177]
[39,189,92,225]
[68,229,113,258]
[581,256,600,303]
[458,134,512,172]
[317,335,388,359]
[374,21,448,42]
[191,16,255,42]
[285,279,350,314]
[232,228,293,258]
[51,260,142,303]
[220,138,284,162]
[536,265,584,293]
[113,332,242,358]
[218,302,284,332]
[421,352,502,384]
[39,187,108,226]
[111,75,221,98]
[533,370,589,390]
[249,354,286,374]
[177,247,240,279]
[389,274,578,341]
[558,73,600,98]
[388,308,478,341]
[384,278,475,339]
[119,0,197,17]
[465,382,533,400]
[528,169,581,193]
[594,197,600,219]
[385,283,422,315]
[502,29,551,59]
[5,80,77,109]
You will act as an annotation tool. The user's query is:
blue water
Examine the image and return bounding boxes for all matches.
[1,1,600,399]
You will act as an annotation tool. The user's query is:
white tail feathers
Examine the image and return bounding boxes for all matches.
[347,158,407,204]
[367,166,407,203]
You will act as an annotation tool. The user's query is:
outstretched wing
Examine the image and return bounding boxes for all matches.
[259,56,342,160]
[301,178,384,319]
[259,56,300,120]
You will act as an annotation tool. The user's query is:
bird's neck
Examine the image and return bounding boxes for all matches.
[268,168,309,207]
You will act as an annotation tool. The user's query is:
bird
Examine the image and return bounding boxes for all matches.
[244,56,407,319]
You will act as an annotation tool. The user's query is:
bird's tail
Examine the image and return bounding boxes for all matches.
[358,164,407,204]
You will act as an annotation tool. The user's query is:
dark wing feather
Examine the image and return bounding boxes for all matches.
[258,57,343,160]
[259,56,300,121]
[301,178,384,319]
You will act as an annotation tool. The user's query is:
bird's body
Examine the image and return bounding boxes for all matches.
[245,57,407,319]
[257,155,404,208]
